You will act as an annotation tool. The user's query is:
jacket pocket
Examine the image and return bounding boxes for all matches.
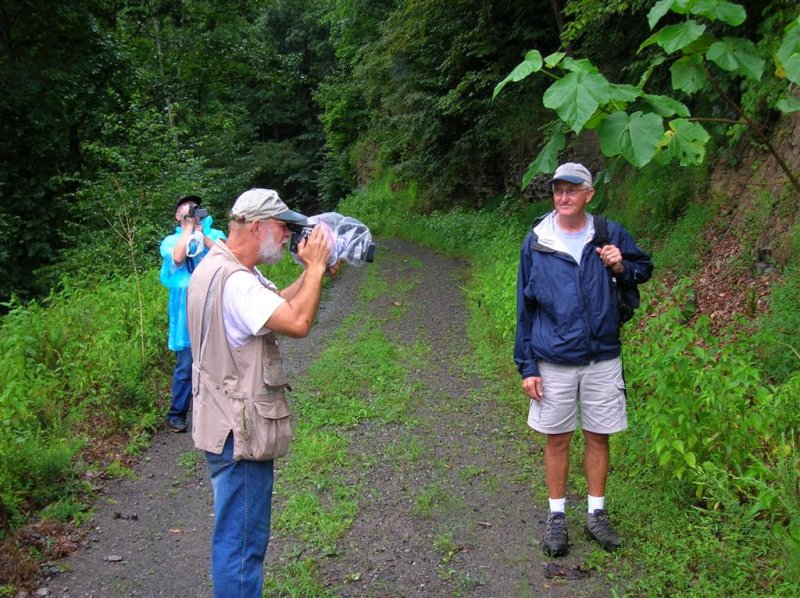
[235,391,292,461]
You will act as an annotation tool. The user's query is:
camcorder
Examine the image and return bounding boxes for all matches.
[287,214,376,266]
[186,205,208,220]
[287,222,315,255]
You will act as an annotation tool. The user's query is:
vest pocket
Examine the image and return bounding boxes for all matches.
[235,391,292,461]
[262,335,289,387]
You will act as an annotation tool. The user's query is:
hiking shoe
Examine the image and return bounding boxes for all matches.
[585,509,621,551]
[543,512,569,557]
[166,416,187,433]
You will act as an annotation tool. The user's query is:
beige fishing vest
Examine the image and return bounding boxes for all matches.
[186,241,292,460]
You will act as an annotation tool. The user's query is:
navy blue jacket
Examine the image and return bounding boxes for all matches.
[514,211,653,379]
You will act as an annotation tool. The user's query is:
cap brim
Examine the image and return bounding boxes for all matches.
[274,209,308,225]
[549,175,586,186]
[175,195,202,210]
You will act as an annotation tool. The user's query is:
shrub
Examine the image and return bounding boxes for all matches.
[623,280,799,541]
[0,272,167,526]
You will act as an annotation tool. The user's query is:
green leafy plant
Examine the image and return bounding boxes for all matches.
[493,1,800,194]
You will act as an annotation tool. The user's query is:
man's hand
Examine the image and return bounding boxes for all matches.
[180,215,196,232]
[296,226,330,272]
[596,244,624,275]
[523,376,543,401]
[179,208,202,233]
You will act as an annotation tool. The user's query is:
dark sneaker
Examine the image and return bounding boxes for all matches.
[585,509,621,551]
[166,416,187,433]
[543,512,569,557]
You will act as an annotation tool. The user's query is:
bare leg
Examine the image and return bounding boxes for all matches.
[583,430,609,497]
[544,431,573,498]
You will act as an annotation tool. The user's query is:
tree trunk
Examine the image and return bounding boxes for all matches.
[548,0,572,55]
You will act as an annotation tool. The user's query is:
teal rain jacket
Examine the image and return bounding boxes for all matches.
[159,216,227,351]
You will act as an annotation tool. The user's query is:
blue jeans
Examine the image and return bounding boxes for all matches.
[168,348,193,420]
[206,433,274,598]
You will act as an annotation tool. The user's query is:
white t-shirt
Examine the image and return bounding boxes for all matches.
[221,269,286,348]
[555,217,591,265]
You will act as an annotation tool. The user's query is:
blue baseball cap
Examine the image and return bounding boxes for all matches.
[549,163,593,187]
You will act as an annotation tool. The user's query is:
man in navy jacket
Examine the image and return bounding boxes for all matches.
[514,162,653,557]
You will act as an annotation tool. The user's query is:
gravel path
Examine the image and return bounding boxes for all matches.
[45,239,614,597]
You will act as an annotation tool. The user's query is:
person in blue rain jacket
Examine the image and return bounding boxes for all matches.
[160,195,226,432]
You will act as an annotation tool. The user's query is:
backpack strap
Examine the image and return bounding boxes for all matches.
[592,214,641,324]
[593,214,609,247]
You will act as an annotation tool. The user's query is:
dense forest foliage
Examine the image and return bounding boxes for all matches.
[2,0,796,303]
[2,0,800,593]
[1,0,562,304]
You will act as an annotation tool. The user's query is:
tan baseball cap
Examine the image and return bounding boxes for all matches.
[230,188,308,224]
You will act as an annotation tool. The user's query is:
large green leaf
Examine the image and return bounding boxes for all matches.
[640,20,706,55]
[681,33,716,55]
[608,83,642,104]
[667,118,710,165]
[493,50,543,100]
[647,0,675,30]
[543,71,611,133]
[776,94,800,114]
[689,0,747,27]
[642,93,691,117]
[706,37,764,80]
[560,57,600,74]
[544,52,567,69]
[598,111,663,167]
[777,18,800,85]
[671,54,707,93]
[522,129,566,190]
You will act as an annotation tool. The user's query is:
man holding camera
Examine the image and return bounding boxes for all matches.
[186,188,333,597]
[515,163,653,557]
[159,195,227,433]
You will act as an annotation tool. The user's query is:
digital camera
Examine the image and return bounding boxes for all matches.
[187,205,208,220]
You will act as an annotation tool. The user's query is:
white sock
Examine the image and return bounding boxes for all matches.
[588,494,605,513]
[549,497,566,513]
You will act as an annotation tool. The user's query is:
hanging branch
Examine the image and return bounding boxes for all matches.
[702,65,800,197]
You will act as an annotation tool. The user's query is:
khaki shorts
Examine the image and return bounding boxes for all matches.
[527,357,627,435]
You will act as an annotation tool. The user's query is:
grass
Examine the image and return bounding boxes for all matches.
[264,302,418,593]
[263,554,334,598]
[176,450,201,476]
[411,483,459,520]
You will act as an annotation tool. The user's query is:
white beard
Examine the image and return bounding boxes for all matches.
[259,229,284,265]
